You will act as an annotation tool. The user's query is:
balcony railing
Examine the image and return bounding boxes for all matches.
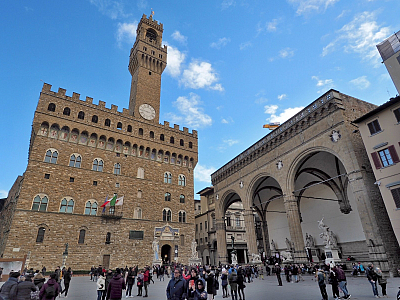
[101,211,123,219]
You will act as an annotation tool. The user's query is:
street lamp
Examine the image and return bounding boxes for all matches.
[62,243,69,269]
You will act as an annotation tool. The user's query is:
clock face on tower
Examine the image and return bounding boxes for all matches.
[139,104,156,120]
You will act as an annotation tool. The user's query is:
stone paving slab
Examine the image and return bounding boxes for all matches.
[1,275,400,299]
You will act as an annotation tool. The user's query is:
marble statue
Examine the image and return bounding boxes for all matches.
[152,238,159,261]
[270,240,276,252]
[191,239,199,259]
[305,233,315,248]
[318,218,338,249]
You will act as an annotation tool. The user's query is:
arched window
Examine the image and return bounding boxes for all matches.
[78,111,85,120]
[44,149,58,164]
[127,125,132,132]
[105,119,111,127]
[69,154,82,168]
[178,175,186,186]
[139,128,143,136]
[92,115,98,123]
[180,194,185,203]
[134,207,142,219]
[32,195,48,211]
[48,103,56,112]
[92,159,104,171]
[117,122,122,130]
[180,139,184,146]
[160,134,164,141]
[106,232,111,244]
[163,208,172,222]
[150,131,154,138]
[114,163,121,175]
[170,136,174,144]
[78,229,86,244]
[137,167,144,179]
[165,192,171,201]
[179,211,186,223]
[189,142,193,149]
[36,227,46,243]
[164,172,172,184]
[63,107,70,116]
[85,201,98,215]
[60,198,74,213]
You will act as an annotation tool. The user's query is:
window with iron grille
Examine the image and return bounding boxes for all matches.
[129,231,144,240]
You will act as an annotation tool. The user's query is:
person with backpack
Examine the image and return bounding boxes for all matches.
[228,267,238,300]
[237,268,246,300]
[39,273,60,300]
[0,271,20,300]
[317,269,328,300]
[220,268,229,298]
[107,268,126,300]
[14,274,38,300]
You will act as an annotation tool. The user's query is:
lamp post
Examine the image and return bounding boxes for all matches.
[62,243,68,269]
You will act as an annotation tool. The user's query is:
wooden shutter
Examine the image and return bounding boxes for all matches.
[371,152,382,169]
[388,145,400,163]
[391,188,400,209]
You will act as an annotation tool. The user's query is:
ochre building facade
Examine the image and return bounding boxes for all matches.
[0,14,198,270]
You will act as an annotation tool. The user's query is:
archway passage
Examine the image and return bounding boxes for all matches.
[293,151,366,262]
[161,244,171,265]
[251,176,284,257]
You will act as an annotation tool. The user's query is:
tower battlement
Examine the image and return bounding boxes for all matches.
[40,83,197,137]
[139,14,163,32]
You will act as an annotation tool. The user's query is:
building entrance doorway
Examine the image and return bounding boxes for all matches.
[161,244,171,265]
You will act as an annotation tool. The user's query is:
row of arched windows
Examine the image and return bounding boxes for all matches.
[36,227,114,245]
[47,105,194,148]
[164,193,186,203]
[40,122,195,167]
[31,194,186,220]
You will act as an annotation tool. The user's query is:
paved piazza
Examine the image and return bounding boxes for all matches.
[3,274,400,300]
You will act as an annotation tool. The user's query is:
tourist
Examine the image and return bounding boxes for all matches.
[228,267,238,300]
[39,273,60,300]
[33,272,45,290]
[60,267,72,297]
[334,265,351,299]
[137,270,144,296]
[14,274,37,300]
[0,271,20,299]
[41,266,46,276]
[258,265,264,280]
[376,267,387,298]
[221,268,229,298]
[292,264,299,283]
[328,267,340,300]
[204,270,216,300]
[125,267,135,298]
[143,267,150,297]
[166,268,186,300]
[104,269,113,300]
[96,272,106,300]
[284,265,291,283]
[237,268,246,300]
[107,268,126,300]
[188,279,207,300]
[358,262,365,274]
[366,263,380,298]
[274,263,282,286]
[186,268,200,300]
[317,269,328,300]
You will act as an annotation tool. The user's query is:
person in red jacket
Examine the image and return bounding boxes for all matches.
[107,268,126,300]
[143,267,150,298]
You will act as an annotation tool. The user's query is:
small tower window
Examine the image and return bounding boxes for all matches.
[63,107,71,116]
[160,134,164,141]
[150,131,154,138]
[139,128,143,136]
[180,139,184,146]
[117,122,122,130]
[92,115,98,123]
[48,103,56,112]
[170,137,174,144]
[78,111,85,120]
[189,142,193,149]
[127,125,132,132]
[105,119,111,127]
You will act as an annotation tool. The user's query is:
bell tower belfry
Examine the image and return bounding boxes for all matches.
[128,14,167,122]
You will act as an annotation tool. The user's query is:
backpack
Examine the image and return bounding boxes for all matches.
[214,279,219,290]
[230,273,238,283]
[44,285,56,299]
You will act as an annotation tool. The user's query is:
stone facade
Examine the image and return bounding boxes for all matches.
[0,14,198,271]
[211,90,400,274]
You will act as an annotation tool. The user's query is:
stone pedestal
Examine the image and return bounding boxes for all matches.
[188,258,202,266]
[305,247,319,263]
[324,249,340,266]
[152,259,162,267]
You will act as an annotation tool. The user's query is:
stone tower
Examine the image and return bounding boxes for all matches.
[128,14,167,123]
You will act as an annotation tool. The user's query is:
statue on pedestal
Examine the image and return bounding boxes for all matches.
[152,238,159,261]
[285,238,293,251]
[191,239,198,259]
[318,218,338,249]
[305,233,315,248]
[270,240,276,252]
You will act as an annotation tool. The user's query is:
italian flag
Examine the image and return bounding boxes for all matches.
[100,195,124,207]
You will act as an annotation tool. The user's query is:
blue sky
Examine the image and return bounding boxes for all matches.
[1,0,399,198]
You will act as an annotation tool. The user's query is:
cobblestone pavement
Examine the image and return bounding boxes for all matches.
[1,274,400,299]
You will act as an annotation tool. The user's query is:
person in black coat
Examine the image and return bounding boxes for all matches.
[204,271,216,299]
[237,268,246,300]
[60,267,72,297]
[166,268,186,300]
[14,274,37,300]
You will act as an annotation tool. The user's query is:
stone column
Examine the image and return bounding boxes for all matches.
[261,220,270,256]
[284,196,308,263]
[215,218,228,265]
[243,209,258,256]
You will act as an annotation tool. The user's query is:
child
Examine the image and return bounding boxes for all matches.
[137,270,144,296]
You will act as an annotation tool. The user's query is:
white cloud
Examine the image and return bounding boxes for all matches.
[90,0,130,19]
[312,76,334,92]
[221,117,233,124]
[172,31,187,44]
[255,97,268,104]
[336,9,350,19]
[181,61,224,91]
[223,139,239,146]
[278,94,287,101]
[210,37,231,49]
[279,47,295,58]
[288,0,339,16]
[221,0,236,10]
[116,22,137,46]
[172,93,212,128]
[350,76,370,89]
[195,164,216,183]
[268,19,279,32]
[136,0,147,10]
[322,11,391,66]
[264,105,278,114]
[165,43,186,77]
[266,106,305,123]
[239,41,252,50]
[0,190,8,198]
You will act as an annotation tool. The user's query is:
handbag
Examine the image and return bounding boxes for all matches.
[31,290,40,300]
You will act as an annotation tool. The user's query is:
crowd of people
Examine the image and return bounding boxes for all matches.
[0,261,395,300]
